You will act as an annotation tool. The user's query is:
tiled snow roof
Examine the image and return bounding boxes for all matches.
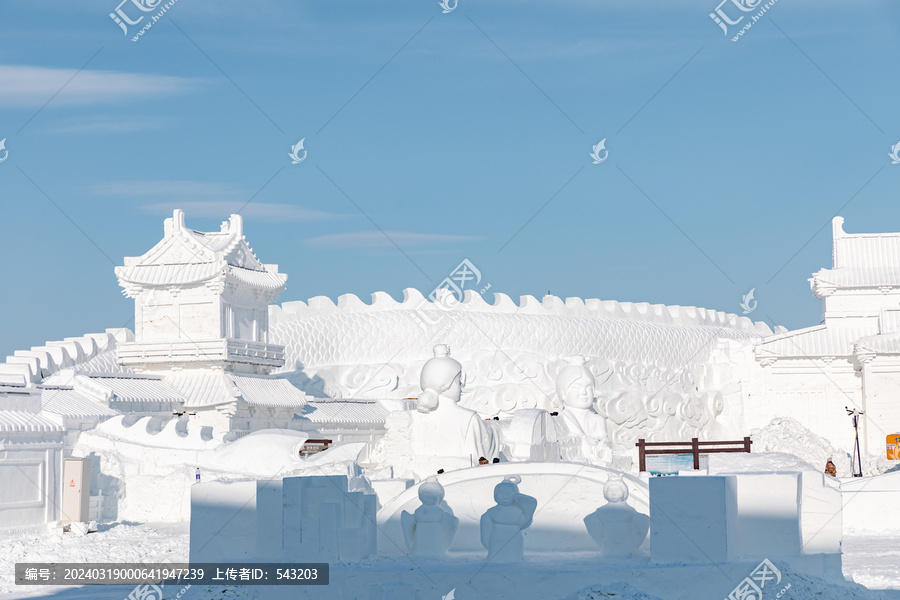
[165,371,309,409]
[296,401,387,424]
[811,218,900,290]
[226,265,287,290]
[115,261,223,286]
[811,267,900,289]
[41,388,117,418]
[229,375,309,408]
[0,410,63,433]
[116,262,286,290]
[855,333,900,355]
[165,371,232,408]
[77,374,185,405]
[755,324,876,359]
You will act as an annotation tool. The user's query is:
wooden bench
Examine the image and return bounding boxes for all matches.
[299,438,333,457]
[635,437,752,472]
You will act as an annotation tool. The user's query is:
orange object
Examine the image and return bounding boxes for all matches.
[888,434,900,460]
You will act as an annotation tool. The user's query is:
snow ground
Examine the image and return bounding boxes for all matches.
[2,523,900,600]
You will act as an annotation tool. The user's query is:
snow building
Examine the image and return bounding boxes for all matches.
[746,217,900,455]
[0,384,64,528]
[112,209,315,435]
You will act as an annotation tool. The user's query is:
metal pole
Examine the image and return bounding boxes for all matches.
[854,415,863,478]
[847,407,865,478]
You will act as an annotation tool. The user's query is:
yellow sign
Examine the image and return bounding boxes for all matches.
[888,434,900,460]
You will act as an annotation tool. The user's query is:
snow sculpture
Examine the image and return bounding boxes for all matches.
[409,344,498,469]
[583,474,649,557]
[557,356,612,463]
[480,475,537,562]
[400,477,459,557]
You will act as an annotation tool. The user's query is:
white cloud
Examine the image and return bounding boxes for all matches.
[0,64,202,107]
[90,180,243,200]
[146,201,348,222]
[89,180,351,222]
[52,115,167,134]
[304,231,484,249]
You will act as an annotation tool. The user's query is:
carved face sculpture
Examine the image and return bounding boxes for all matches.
[564,375,594,410]
[603,478,628,504]
[556,357,598,411]
[418,481,444,506]
[494,483,516,506]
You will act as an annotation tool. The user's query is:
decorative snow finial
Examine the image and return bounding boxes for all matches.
[832,216,845,239]
[164,209,186,237]
[228,213,243,236]
[433,344,450,358]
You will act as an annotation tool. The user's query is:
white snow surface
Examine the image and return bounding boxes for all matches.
[2,524,899,599]
[750,417,896,477]
[565,567,896,600]
[73,417,366,522]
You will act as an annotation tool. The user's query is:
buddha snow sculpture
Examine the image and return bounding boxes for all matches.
[400,477,459,557]
[557,356,613,463]
[410,344,499,467]
[480,475,538,562]
[583,475,649,557]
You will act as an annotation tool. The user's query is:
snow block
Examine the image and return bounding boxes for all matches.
[190,475,377,563]
[729,473,801,559]
[650,476,737,563]
[368,582,416,600]
[800,471,841,556]
[282,475,377,562]
[190,481,258,562]
[256,479,284,559]
[842,471,899,534]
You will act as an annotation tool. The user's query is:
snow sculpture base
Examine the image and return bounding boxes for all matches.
[842,471,900,533]
[190,475,376,563]
[650,476,737,564]
[726,472,802,558]
[650,472,842,575]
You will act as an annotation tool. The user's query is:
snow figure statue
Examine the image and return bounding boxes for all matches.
[557,356,613,464]
[480,475,538,562]
[410,344,499,469]
[583,474,649,557]
[400,477,459,557]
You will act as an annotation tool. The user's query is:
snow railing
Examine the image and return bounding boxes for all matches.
[0,329,133,385]
[272,288,774,336]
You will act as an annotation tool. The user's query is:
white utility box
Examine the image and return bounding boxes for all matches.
[61,458,91,524]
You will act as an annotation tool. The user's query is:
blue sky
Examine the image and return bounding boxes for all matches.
[1,0,899,359]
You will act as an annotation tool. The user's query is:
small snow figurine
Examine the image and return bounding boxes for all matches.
[480,475,538,562]
[583,474,649,557]
[400,477,459,557]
